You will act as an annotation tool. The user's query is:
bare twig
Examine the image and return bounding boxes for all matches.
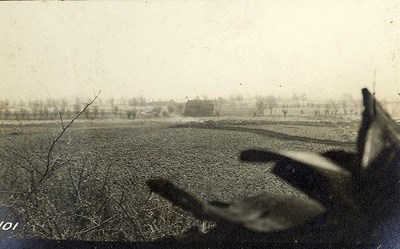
[28,91,101,196]
[143,204,171,212]
[74,213,121,237]
[109,193,147,241]
[46,91,101,173]
[35,198,64,239]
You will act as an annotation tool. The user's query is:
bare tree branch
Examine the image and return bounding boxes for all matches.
[28,90,101,197]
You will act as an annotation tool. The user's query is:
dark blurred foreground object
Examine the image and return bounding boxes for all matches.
[147,88,400,243]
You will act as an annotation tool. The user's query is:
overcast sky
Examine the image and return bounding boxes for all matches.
[1,1,399,102]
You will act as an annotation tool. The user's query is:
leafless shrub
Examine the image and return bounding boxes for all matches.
[0,92,130,241]
[93,105,99,119]
[282,108,288,118]
[152,106,162,118]
[126,109,137,119]
[162,110,169,118]
[0,90,199,242]
[112,106,119,118]
[100,108,105,119]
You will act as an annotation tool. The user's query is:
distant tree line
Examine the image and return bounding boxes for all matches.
[0,92,391,120]
[0,97,147,121]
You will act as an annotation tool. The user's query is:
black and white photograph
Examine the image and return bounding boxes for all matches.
[1,1,400,248]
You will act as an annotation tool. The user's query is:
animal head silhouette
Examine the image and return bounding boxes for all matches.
[147,89,400,243]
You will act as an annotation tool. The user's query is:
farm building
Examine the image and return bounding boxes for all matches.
[184,100,215,117]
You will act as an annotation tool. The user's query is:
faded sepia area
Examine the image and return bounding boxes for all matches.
[0,0,399,243]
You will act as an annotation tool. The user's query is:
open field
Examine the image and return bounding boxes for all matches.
[0,117,359,241]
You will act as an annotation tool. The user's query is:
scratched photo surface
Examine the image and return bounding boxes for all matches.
[0,1,399,244]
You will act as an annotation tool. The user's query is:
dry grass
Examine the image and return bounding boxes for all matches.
[0,117,357,241]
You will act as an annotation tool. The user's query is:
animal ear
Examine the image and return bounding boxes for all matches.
[353,89,400,218]
[356,88,400,173]
[240,149,351,177]
[241,149,351,208]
